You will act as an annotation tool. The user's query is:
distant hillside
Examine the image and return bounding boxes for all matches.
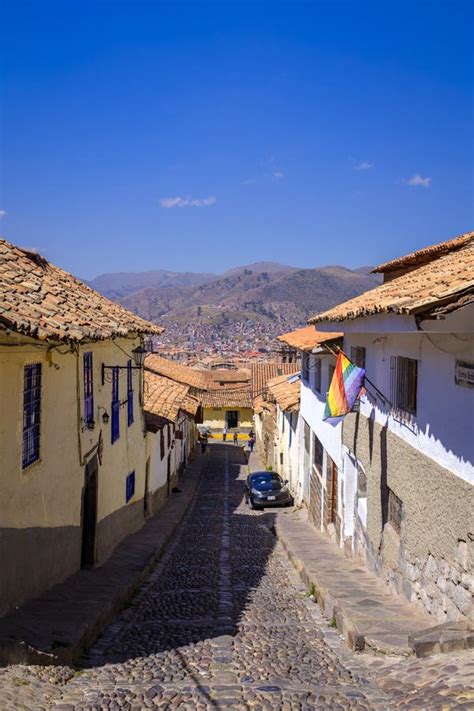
[118,263,380,331]
[88,269,216,300]
[224,261,297,276]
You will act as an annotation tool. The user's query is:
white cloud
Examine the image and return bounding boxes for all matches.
[273,171,284,179]
[354,161,373,171]
[159,196,217,208]
[406,174,431,188]
[0,210,6,218]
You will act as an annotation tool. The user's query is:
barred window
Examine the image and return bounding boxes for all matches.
[83,352,94,426]
[127,360,134,427]
[390,356,418,415]
[304,420,311,454]
[328,364,335,391]
[23,363,42,468]
[302,353,309,382]
[313,433,324,474]
[313,358,321,392]
[350,346,366,369]
[111,366,120,443]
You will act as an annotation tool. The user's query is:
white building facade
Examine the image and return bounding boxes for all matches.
[310,232,474,622]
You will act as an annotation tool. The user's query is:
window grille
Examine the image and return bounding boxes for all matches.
[302,353,309,382]
[111,366,120,443]
[390,356,418,415]
[314,358,321,392]
[350,346,366,369]
[127,360,134,426]
[126,471,135,503]
[83,352,94,426]
[313,433,324,474]
[23,363,42,468]
[328,364,335,391]
[304,420,311,454]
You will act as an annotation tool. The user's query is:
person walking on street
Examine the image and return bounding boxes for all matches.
[233,431,238,446]
[248,434,255,453]
[223,424,228,442]
[199,432,208,454]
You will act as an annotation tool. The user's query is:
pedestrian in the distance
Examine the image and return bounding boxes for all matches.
[200,433,207,454]
[223,425,228,442]
[233,431,238,446]
[248,435,255,453]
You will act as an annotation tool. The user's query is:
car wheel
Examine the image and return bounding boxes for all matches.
[249,498,257,510]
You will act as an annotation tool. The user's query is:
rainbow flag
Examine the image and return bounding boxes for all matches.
[324,352,365,420]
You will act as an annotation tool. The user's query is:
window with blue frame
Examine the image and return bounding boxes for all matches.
[23,363,42,468]
[126,471,135,503]
[127,360,134,426]
[111,366,120,443]
[83,352,94,426]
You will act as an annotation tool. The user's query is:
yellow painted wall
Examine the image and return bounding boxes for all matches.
[0,331,148,614]
[202,407,254,431]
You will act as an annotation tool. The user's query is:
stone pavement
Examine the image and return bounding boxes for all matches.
[0,449,206,667]
[247,451,473,658]
[0,443,473,710]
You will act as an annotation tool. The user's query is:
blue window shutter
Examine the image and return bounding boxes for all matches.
[83,352,94,425]
[126,471,135,502]
[22,363,42,468]
[127,360,134,426]
[111,366,120,443]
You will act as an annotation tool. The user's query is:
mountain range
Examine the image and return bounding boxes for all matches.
[89,262,381,333]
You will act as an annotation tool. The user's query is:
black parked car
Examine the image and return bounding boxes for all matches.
[244,471,294,509]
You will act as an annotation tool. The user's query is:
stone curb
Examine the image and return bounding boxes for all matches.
[274,516,474,658]
[0,450,208,667]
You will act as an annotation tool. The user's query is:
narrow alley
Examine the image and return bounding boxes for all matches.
[0,444,472,710]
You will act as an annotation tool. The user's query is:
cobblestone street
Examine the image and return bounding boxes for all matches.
[0,444,473,710]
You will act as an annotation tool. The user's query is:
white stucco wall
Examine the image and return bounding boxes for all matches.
[300,355,343,470]
[344,330,474,484]
[275,407,300,496]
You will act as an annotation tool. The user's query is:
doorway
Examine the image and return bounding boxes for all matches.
[167,453,172,495]
[144,457,150,517]
[81,455,98,568]
[226,410,238,429]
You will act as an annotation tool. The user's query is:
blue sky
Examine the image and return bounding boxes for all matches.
[1,0,472,278]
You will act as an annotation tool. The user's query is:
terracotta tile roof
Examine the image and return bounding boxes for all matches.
[254,395,276,416]
[200,389,252,409]
[182,394,200,417]
[373,231,474,274]
[144,371,191,422]
[0,238,163,342]
[250,362,300,400]
[145,353,210,390]
[309,234,474,324]
[267,373,301,412]
[210,369,250,384]
[277,325,343,351]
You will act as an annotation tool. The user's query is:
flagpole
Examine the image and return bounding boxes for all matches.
[323,343,393,407]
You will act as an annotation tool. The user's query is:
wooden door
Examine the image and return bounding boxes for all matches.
[81,455,98,568]
[328,459,338,524]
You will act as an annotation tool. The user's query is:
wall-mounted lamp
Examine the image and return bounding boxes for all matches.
[98,407,110,424]
[102,345,147,385]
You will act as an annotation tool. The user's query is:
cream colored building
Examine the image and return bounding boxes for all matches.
[266,372,301,494]
[0,239,162,617]
[310,232,474,622]
[143,357,199,514]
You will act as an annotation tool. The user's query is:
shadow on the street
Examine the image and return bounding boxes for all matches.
[81,442,279,669]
